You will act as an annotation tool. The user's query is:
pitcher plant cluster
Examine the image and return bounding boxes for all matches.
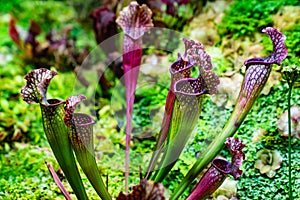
[20,2,289,199]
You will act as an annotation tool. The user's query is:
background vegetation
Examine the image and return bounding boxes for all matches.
[0,0,299,199]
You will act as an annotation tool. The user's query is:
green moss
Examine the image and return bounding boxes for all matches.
[0,145,64,199]
[0,144,104,199]
[236,82,300,199]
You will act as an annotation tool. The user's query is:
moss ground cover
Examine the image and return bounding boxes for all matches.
[0,0,299,199]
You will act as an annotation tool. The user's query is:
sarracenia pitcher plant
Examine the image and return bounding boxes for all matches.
[21,69,89,200]
[146,38,220,182]
[187,137,245,200]
[21,69,112,200]
[116,2,153,192]
[64,95,111,200]
[21,22,287,200]
[170,27,287,199]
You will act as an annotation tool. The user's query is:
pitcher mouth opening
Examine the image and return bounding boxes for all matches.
[211,158,231,175]
[72,113,95,127]
[41,98,65,107]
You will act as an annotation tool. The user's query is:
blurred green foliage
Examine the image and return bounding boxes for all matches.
[281,29,300,66]
[0,59,43,150]
[133,74,169,128]
[218,0,300,38]
[0,0,93,150]
[2,1,75,30]
[0,59,77,151]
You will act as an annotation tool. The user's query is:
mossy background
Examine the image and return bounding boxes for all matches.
[0,0,299,199]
